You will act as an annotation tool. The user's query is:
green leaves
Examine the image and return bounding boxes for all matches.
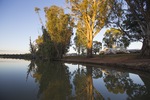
[103,28,130,48]
[67,0,114,57]
[44,5,74,58]
[93,41,102,54]
[46,6,73,44]
[34,7,40,13]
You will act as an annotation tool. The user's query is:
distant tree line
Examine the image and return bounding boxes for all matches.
[0,54,31,60]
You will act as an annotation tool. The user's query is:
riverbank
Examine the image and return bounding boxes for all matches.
[62,53,150,72]
[1,53,150,72]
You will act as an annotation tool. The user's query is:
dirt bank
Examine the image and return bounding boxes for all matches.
[62,54,150,72]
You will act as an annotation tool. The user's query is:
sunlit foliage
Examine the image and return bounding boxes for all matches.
[66,0,114,57]
[34,5,73,59]
[74,21,87,55]
[45,5,74,58]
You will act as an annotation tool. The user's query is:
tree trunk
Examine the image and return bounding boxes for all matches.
[87,47,92,58]
[58,44,63,59]
[141,37,150,58]
[87,32,93,58]
[139,75,150,98]
[140,22,150,58]
[86,67,94,100]
[53,42,60,59]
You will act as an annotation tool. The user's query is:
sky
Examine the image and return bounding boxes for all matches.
[0,0,142,54]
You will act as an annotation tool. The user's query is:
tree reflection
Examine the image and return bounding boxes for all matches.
[73,65,87,99]
[27,60,72,100]
[92,68,103,79]
[102,69,149,100]
[27,61,150,100]
[73,65,104,100]
[103,70,129,94]
[26,60,36,81]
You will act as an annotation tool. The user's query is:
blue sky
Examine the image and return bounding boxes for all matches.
[0,0,142,54]
[0,0,66,54]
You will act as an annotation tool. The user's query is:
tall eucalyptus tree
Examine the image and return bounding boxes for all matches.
[66,0,114,57]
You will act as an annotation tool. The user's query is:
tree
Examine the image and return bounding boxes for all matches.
[108,0,150,58]
[93,41,102,55]
[74,36,86,55]
[34,7,57,60]
[34,5,73,59]
[45,5,73,58]
[35,27,57,60]
[125,0,150,58]
[34,7,44,27]
[103,28,130,49]
[74,22,87,55]
[29,37,36,59]
[66,0,114,58]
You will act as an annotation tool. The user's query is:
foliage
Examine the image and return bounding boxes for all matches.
[45,5,73,58]
[35,27,57,60]
[29,37,36,59]
[103,28,130,48]
[34,5,73,60]
[34,6,57,60]
[34,7,40,13]
[124,0,150,58]
[34,7,44,26]
[74,22,87,55]
[74,36,86,55]
[107,0,150,58]
[122,13,143,41]
[66,0,114,57]
[93,41,102,54]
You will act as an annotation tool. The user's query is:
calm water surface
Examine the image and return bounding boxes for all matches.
[0,58,150,100]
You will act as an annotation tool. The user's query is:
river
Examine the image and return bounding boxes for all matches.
[0,58,150,100]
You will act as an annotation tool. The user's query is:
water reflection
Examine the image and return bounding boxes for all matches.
[102,69,148,100]
[0,59,38,100]
[27,60,72,100]
[27,60,150,100]
[72,66,104,100]
[26,60,36,81]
